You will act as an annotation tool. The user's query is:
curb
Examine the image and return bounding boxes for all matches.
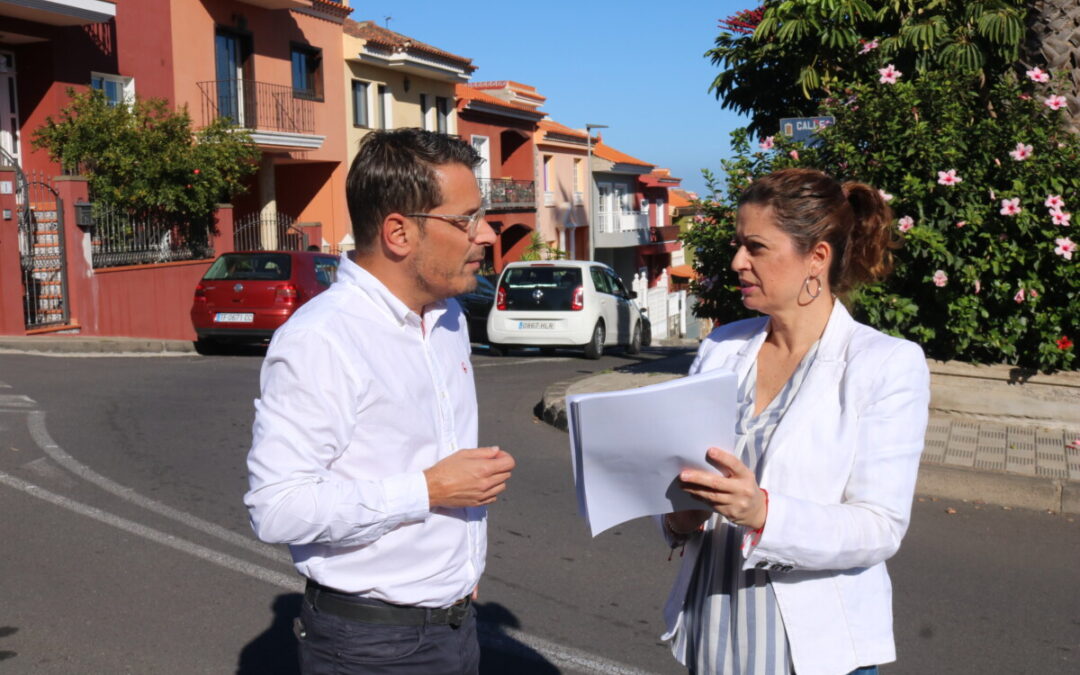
[0,337,196,355]
[541,371,1080,516]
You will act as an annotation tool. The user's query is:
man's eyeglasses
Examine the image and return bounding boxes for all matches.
[406,207,489,240]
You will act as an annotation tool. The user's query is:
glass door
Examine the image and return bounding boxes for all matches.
[215,32,246,125]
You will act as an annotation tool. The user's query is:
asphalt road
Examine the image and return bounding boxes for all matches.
[0,346,1077,674]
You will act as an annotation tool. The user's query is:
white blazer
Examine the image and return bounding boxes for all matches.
[663,300,930,675]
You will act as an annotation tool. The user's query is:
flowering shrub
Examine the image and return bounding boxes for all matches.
[684,69,1077,371]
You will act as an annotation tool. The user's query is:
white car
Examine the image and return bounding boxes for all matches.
[486,261,644,359]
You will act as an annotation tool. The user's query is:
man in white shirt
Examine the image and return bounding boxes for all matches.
[245,128,515,674]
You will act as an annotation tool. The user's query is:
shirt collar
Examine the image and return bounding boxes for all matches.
[337,254,448,328]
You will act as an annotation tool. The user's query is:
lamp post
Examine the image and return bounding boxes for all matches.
[585,123,607,262]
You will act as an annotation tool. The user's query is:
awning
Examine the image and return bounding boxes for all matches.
[667,264,697,279]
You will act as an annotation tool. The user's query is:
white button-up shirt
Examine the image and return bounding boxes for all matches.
[244,256,484,608]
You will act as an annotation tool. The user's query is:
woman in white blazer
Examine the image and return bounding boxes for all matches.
[662,168,930,675]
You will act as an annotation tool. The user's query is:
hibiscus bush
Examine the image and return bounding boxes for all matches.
[685,65,1077,371]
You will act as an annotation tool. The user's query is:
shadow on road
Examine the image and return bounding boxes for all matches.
[477,601,560,674]
[0,625,17,662]
[236,593,301,675]
[235,596,560,674]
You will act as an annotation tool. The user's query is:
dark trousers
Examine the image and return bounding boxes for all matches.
[296,595,480,675]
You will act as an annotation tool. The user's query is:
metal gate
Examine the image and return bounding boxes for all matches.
[233,211,309,251]
[16,167,70,329]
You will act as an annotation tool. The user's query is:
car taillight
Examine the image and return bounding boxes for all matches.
[496,286,507,311]
[275,283,299,305]
[571,285,584,311]
[194,283,207,301]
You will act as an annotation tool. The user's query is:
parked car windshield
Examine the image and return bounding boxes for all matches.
[203,253,292,281]
[501,266,583,311]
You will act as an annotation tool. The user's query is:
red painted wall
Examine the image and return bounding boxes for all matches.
[86,261,209,340]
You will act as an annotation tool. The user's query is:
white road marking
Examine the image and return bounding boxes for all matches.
[0,470,662,675]
[26,410,289,564]
[0,470,303,591]
[472,356,572,369]
[0,394,37,410]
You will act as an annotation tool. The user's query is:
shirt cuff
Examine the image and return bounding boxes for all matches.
[382,471,431,521]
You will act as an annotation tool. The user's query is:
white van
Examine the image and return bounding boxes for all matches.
[486,261,644,359]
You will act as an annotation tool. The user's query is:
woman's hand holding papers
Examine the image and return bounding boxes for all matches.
[678,447,768,531]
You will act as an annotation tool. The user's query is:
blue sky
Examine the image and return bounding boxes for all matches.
[350,1,752,196]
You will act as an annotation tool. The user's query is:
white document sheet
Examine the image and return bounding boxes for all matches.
[567,368,738,537]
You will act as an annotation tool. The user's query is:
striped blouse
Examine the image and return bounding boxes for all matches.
[677,341,821,675]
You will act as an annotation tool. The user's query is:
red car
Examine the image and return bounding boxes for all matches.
[190,251,339,350]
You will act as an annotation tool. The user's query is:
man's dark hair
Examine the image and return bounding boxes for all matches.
[346,128,481,252]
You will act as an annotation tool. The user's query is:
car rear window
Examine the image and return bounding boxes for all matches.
[204,253,292,281]
[500,267,583,311]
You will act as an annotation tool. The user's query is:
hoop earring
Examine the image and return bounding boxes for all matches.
[804,275,822,300]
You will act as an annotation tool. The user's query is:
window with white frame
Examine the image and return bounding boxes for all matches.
[378,84,391,129]
[352,80,369,127]
[656,198,665,225]
[91,73,134,106]
[435,96,449,133]
[419,93,429,130]
[542,155,552,191]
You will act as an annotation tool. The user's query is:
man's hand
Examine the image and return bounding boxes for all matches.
[424,446,515,508]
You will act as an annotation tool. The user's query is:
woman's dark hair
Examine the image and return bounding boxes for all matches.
[346,128,481,252]
[738,168,899,295]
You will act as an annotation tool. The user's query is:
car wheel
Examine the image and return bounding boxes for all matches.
[626,321,642,355]
[583,322,605,360]
[487,343,506,357]
[194,337,220,355]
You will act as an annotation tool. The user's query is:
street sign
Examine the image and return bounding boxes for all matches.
[779,116,835,147]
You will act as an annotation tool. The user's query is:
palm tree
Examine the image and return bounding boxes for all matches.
[1023,0,1080,131]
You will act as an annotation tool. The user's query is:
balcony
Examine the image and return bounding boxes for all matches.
[597,211,648,234]
[0,0,115,26]
[650,225,681,243]
[197,79,324,151]
[478,178,535,211]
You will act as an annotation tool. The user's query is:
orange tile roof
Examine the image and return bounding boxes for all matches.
[455,84,543,114]
[469,80,547,103]
[593,141,653,167]
[538,119,588,140]
[344,20,475,70]
[669,190,694,208]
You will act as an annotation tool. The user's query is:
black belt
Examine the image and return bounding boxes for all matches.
[304,580,472,628]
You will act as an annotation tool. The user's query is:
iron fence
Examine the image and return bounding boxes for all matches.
[233,212,308,252]
[197,79,315,134]
[90,205,214,268]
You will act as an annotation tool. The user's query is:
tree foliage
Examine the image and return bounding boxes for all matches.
[32,88,259,220]
[685,66,1078,371]
[709,0,1028,136]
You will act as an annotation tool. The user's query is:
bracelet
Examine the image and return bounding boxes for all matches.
[665,513,703,537]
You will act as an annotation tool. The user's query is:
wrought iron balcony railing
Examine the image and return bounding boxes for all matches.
[478,178,535,211]
[197,79,315,135]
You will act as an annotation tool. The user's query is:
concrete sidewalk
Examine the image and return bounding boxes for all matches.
[541,350,1080,516]
[0,336,196,355]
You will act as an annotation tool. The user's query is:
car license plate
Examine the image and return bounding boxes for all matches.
[214,312,254,323]
[518,321,554,330]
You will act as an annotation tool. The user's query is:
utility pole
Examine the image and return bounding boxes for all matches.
[585,123,607,262]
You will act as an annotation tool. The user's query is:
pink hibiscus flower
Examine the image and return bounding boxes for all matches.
[1055,236,1076,260]
[1026,67,1050,83]
[937,169,962,186]
[1009,143,1033,161]
[897,216,914,232]
[859,39,879,55]
[879,189,894,203]
[932,270,948,287]
[1051,210,1071,226]
[878,64,902,85]
[1045,194,1065,210]
[789,150,799,160]
[1014,288,1026,303]
[759,136,774,151]
[1044,94,1068,111]
[1000,198,1022,216]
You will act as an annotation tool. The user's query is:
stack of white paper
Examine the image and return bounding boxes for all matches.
[567,369,738,536]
